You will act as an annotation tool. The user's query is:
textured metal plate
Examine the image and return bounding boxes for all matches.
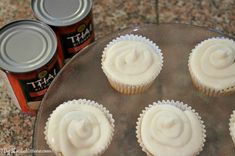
[33,24,235,156]
[0,20,57,73]
[32,0,92,26]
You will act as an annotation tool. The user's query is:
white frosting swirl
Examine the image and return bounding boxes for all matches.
[46,100,114,156]
[141,104,204,156]
[102,37,163,85]
[229,111,235,144]
[189,38,235,90]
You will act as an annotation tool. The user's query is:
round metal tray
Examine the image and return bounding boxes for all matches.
[33,23,235,156]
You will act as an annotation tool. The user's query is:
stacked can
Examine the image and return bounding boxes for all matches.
[31,0,95,59]
[0,20,64,115]
[0,0,95,115]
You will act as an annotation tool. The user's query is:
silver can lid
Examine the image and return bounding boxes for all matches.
[31,0,93,27]
[0,20,57,73]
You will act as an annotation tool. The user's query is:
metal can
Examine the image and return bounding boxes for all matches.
[32,0,95,59]
[0,20,64,115]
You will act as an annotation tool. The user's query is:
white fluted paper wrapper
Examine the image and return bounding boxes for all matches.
[101,34,163,94]
[229,110,235,145]
[44,99,115,156]
[188,37,235,96]
[136,100,206,156]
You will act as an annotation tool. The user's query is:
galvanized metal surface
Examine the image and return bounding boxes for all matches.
[32,0,93,26]
[0,20,57,73]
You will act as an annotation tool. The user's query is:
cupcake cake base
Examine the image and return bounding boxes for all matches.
[101,34,163,95]
[136,100,206,156]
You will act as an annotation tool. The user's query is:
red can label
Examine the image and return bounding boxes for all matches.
[18,63,60,102]
[1,55,63,115]
[54,12,95,59]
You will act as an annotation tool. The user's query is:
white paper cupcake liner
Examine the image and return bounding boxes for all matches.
[188,37,235,96]
[44,99,115,156]
[229,110,235,145]
[136,100,206,156]
[101,34,164,95]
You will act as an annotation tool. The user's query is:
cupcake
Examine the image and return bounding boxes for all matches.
[188,37,235,96]
[44,99,115,156]
[101,34,163,94]
[136,100,206,156]
[229,110,235,145]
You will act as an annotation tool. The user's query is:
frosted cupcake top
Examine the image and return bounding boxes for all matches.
[45,99,114,156]
[138,101,205,156]
[189,38,235,90]
[102,34,163,85]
